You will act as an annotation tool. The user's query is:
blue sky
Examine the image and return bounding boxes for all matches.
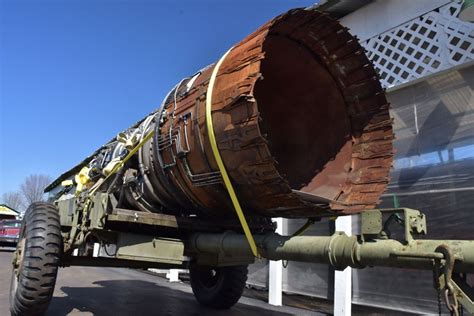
[0,0,316,195]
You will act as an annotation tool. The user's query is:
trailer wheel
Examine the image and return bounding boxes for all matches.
[189,263,248,309]
[10,202,62,316]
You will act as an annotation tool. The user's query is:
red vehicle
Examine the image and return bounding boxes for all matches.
[0,220,21,247]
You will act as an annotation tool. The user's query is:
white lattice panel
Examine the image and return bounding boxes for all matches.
[363,1,474,88]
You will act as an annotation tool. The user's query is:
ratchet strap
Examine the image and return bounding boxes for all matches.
[205,47,259,258]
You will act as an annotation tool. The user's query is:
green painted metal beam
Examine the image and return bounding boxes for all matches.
[188,232,474,273]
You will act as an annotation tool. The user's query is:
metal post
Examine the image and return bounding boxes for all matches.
[334,216,352,316]
[166,269,180,282]
[268,218,283,306]
[93,243,100,257]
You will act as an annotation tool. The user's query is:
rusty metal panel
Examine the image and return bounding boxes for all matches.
[152,9,393,218]
[50,9,394,219]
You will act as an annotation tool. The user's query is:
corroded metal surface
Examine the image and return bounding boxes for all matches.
[48,9,393,219]
[142,9,393,218]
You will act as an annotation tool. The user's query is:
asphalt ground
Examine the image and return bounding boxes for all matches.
[0,248,320,316]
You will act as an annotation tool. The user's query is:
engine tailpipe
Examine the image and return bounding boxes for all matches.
[48,9,394,219]
[139,9,393,218]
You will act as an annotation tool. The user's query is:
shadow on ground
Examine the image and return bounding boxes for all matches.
[49,279,293,316]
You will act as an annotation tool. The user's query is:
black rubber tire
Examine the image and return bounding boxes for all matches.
[10,202,62,316]
[189,263,248,309]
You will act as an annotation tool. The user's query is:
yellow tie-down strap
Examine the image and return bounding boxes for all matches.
[205,47,259,258]
[89,129,155,196]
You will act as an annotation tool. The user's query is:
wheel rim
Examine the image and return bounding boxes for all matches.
[10,237,25,305]
[9,267,18,302]
[14,237,26,276]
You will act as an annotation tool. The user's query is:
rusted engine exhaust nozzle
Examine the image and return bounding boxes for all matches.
[48,9,393,220]
[132,9,393,219]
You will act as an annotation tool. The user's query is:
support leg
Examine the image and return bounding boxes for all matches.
[334,216,352,316]
[269,218,283,306]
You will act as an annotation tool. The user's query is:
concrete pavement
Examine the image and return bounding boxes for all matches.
[0,248,319,316]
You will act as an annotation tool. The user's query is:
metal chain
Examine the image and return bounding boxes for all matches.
[444,287,459,316]
[437,287,443,316]
[434,245,459,316]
